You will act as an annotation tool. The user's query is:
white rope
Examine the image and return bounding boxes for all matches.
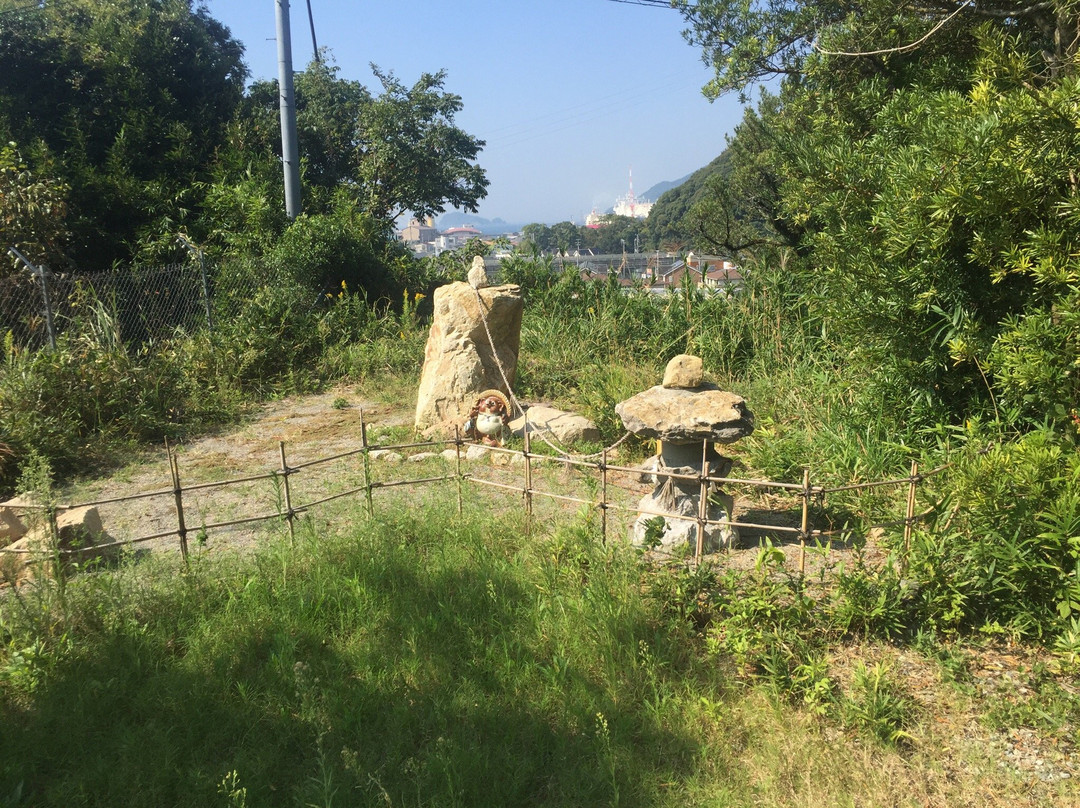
[473,286,527,418]
[472,286,634,460]
[812,2,971,58]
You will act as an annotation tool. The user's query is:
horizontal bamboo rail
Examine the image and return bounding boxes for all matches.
[0,425,949,575]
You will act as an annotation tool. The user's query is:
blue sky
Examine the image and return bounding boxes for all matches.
[205,0,747,225]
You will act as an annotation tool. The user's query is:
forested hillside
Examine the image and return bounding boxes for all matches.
[641,151,730,250]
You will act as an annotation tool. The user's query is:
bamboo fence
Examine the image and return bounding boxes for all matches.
[0,410,952,574]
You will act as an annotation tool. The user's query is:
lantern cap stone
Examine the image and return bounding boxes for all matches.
[615,384,754,444]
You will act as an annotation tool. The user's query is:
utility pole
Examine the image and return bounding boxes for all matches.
[276,0,301,218]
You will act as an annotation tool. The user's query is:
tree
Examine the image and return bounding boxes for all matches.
[0,0,247,268]
[580,215,647,254]
[641,152,728,251]
[676,0,1068,97]
[520,223,552,253]
[356,67,488,221]
[244,61,488,224]
[243,57,372,216]
[549,221,578,255]
[684,94,805,256]
[678,0,1080,425]
[0,143,69,274]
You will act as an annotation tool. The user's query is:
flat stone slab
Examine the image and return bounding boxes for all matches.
[465,444,489,461]
[368,450,403,462]
[615,384,754,443]
[509,406,600,445]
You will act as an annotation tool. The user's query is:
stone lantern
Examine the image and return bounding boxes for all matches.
[615,354,754,552]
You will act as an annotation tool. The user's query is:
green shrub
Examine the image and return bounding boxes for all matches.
[267,207,409,304]
[907,430,1080,639]
[0,303,166,480]
[831,553,911,640]
[704,545,827,694]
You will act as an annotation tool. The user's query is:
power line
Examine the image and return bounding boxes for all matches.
[602,0,686,8]
[0,0,62,19]
[304,0,319,62]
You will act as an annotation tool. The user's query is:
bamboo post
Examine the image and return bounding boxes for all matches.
[903,460,919,557]
[9,249,56,350]
[360,409,374,518]
[37,265,57,351]
[799,466,811,576]
[168,442,189,564]
[46,503,63,590]
[523,417,533,537]
[695,438,708,564]
[600,448,608,545]
[279,441,295,543]
[454,425,464,516]
[197,248,213,331]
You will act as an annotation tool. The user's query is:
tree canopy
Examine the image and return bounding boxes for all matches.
[244,61,488,224]
[677,0,1073,97]
[356,67,488,221]
[0,143,69,274]
[0,0,247,268]
[0,2,488,277]
[641,151,730,251]
[676,0,1080,426]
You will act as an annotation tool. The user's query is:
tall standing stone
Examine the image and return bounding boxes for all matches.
[414,281,523,437]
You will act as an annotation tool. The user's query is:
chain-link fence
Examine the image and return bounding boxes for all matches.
[0,261,262,350]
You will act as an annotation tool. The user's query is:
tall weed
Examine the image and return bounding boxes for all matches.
[907,429,1080,639]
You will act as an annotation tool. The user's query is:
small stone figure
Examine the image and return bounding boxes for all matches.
[468,255,488,289]
[464,389,511,446]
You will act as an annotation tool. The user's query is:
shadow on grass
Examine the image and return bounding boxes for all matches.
[0,509,731,807]
[737,506,862,552]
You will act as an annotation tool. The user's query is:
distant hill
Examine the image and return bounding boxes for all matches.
[437,212,524,234]
[643,151,731,248]
[640,174,692,202]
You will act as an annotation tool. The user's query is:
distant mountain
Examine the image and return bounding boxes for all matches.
[642,151,732,248]
[640,174,692,202]
[437,212,524,234]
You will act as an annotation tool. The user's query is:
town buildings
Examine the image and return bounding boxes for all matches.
[399,220,494,256]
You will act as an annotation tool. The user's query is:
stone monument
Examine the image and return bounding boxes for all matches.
[414,275,523,437]
[616,354,754,552]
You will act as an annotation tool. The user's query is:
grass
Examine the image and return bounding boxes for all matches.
[2,496,1077,807]
[5,253,1080,804]
[1,504,701,806]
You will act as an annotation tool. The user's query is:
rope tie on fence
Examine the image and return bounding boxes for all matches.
[472,286,633,460]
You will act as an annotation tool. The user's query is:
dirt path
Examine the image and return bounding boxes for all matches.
[59,387,414,554]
